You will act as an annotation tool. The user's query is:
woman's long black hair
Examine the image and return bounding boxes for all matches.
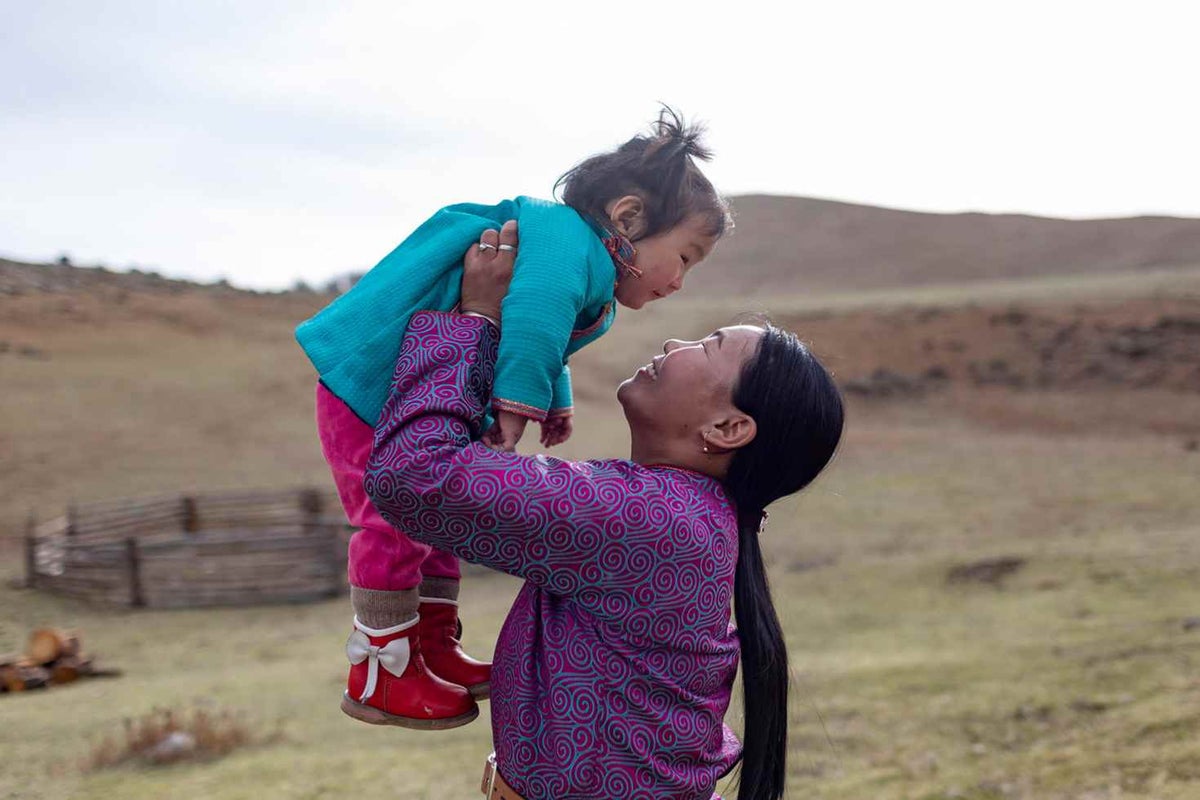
[554,105,732,241]
[724,325,845,800]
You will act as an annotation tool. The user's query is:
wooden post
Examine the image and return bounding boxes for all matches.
[299,488,322,518]
[325,519,347,596]
[181,495,199,533]
[24,513,37,589]
[299,487,322,537]
[125,537,145,607]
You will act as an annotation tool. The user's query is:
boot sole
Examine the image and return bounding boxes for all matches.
[340,692,479,730]
[468,681,491,701]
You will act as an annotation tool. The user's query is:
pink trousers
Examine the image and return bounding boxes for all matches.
[316,383,460,590]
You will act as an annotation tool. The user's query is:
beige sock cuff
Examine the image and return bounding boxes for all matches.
[419,577,460,602]
[350,586,420,629]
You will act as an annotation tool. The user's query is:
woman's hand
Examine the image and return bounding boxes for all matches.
[462,220,525,452]
[461,220,518,323]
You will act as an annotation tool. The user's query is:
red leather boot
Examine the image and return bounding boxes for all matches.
[418,598,492,700]
[341,616,478,729]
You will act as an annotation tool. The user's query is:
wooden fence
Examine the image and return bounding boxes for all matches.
[24,488,352,608]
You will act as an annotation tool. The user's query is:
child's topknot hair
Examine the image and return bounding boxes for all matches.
[555,105,732,242]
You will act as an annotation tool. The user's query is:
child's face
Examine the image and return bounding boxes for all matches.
[614,213,718,310]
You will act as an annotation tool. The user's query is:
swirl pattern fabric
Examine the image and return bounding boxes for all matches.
[365,311,742,800]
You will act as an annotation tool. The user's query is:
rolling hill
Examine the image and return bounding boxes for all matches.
[689,195,1200,295]
[7,195,1200,299]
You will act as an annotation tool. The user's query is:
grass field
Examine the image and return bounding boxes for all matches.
[2,269,1198,799]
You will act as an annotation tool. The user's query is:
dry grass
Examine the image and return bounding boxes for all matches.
[86,705,279,771]
[0,287,332,542]
[2,272,1199,799]
[3,408,1197,799]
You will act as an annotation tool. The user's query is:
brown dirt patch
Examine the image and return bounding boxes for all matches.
[776,296,1200,436]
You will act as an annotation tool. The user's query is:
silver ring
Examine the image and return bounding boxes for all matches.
[497,243,516,252]
[478,242,497,252]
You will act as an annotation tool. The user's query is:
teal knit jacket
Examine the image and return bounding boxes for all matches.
[295,197,618,426]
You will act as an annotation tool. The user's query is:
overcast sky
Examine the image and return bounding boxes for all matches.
[2,0,1197,290]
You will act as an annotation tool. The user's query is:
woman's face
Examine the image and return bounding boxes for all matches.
[618,325,764,435]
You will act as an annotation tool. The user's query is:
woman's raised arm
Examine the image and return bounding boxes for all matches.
[364,309,731,625]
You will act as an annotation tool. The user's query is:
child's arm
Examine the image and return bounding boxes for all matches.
[549,363,573,417]
[487,206,592,448]
[495,365,573,450]
[540,365,574,447]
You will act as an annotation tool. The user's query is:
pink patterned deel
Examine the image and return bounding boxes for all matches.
[365,311,742,800]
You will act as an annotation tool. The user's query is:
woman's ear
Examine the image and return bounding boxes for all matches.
[607,195,647,240]
[708,412,757,453]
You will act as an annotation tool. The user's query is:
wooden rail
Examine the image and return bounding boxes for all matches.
[24,488,351,608]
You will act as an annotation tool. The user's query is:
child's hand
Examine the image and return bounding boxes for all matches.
[483,410,529,452]
[539,415,573,448]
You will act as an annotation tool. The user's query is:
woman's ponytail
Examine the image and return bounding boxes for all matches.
[724,326,846,800]
[732,508,788,800]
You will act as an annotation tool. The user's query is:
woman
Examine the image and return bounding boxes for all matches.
[361,228,844,800]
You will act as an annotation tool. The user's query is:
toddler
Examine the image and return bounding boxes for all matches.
[296,107,731,729]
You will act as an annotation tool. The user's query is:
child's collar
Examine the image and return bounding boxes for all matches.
[581,213,641,281]
[604,232,641,280]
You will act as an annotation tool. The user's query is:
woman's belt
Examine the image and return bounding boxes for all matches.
[481,753,525,800]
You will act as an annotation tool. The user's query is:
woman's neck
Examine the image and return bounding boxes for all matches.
[630,438,727,481]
